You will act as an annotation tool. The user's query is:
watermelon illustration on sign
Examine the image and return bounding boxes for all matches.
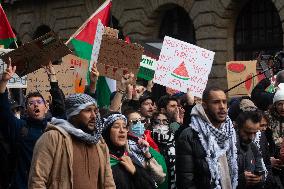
[171,61,190,80]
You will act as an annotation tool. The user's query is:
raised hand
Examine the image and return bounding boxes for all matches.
[89,63,99,84]
[42,61,57,82]
[132,85,145,100]
[118,73,134,91]
[186,88,194,105]
[1,57,16,82]
[120,155,136,175]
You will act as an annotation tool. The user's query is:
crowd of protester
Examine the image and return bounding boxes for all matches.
[2,45,284,189]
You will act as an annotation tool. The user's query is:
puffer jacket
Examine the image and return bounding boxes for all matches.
[176,127,212,189]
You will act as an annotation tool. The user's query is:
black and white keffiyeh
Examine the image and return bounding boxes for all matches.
[190,104,238,189]
[50,116,104,144]
[253,131,268,179]
[103,113,127,129]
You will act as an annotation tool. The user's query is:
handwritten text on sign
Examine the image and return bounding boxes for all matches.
[153,36,215,97]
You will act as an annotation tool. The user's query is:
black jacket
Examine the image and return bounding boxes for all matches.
[237,135,264,189]
[251,78,274,111]
[176,127,212,189]
[111,156,156,189]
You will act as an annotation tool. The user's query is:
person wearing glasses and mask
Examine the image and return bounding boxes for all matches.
[126,109,167,188]
[151,112,176,189]
[102,112,156,189]
[0,60,65,189]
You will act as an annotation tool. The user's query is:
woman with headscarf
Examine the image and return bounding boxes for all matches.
[103,112,156,189]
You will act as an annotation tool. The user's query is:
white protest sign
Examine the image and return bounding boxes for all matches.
[137,55,157,80]
[140,55,157,70]
[0,49,27,88]
[89,19,105,71]
[154,36,215,97]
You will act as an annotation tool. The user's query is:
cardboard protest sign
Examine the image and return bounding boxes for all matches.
[97,34,144,82]
[62,54,88,93]
[26,63,75,100]
[226,60,260,97]
[1,31,72,77]
[137,55,157,80]
[153,36,215,98]
[0,49,27,88]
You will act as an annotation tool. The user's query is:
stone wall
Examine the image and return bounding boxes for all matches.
[3,0,284,90]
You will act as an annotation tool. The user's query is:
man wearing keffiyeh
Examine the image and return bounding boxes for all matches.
[28,93,115,189]
[176,87,238,189]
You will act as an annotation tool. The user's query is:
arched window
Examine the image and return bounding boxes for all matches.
[235,0,283,60]
[159,6,195,44]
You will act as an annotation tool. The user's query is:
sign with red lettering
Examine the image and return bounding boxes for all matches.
[97,34,144,82]
[62,54,88,93]
[153,36,215,97]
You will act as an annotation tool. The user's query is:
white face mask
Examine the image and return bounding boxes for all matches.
[153,124,169,135]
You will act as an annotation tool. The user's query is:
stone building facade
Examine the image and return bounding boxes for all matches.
[3,0,284,89]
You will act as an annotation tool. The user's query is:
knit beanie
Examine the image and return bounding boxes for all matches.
[273,83,284,104]
[65,93,97,119]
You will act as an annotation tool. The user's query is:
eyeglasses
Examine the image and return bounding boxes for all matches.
[129,119,147,124]
[27,99,45,107]
[153,119,169,125]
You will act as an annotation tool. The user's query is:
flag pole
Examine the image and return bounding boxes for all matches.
[65,0,111,45]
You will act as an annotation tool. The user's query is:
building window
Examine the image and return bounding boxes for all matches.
[235,0,283,60]
[159,6,195,44]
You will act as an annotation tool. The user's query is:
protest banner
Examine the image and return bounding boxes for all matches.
[226,60,260,97]
[62,54,88,93]
[0,48,27,88]
[137,55,157,80]
[97,34,144,82]
[26,63,75,101]
[1,31,72,77]
[153,36,215,98]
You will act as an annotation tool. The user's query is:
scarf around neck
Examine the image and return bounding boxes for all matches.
[50,117,104,144]
[190,104,238,189]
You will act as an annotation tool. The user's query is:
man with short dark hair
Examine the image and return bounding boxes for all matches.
[0,61,65,189]
[28,93,115,189]
[235,111,265,189]
[176,87,238,189]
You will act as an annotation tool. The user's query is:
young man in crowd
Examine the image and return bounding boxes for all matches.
[28,93,115,189]
[235,111,265,189]
[176,87,238,189]
[0,60,65,189]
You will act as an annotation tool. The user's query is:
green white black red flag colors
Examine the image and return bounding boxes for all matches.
[0,4,16,48]
[66,0,116,108]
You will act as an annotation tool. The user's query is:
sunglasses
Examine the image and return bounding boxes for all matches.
[129,119,147,124]
[153,119,169,125]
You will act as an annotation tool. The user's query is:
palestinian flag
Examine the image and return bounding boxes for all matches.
[67,0,116,107]
[0,4,16,48]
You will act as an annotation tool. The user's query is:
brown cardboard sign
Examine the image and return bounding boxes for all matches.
[62,54,88,93]
[1,31,72,77]
[97,34,143,81]
[26,63,75,101]
[226,60,259,97]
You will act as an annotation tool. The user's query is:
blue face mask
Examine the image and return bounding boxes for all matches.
[131,121,145,137]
